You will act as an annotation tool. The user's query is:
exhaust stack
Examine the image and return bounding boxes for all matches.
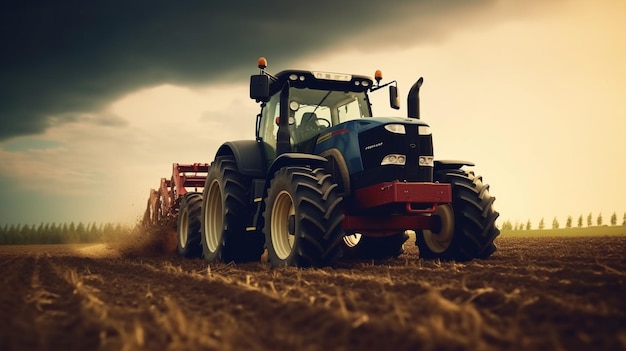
[407,77,424,119]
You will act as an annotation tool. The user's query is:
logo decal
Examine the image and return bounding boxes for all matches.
[364,142,383,151]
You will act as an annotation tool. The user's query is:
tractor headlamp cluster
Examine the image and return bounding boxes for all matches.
[381,154,406,166]
[380,155,434,167]
[418,126,431,135]
[419,156,434,167]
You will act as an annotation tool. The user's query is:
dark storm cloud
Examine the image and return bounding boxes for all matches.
[0,0,495,141]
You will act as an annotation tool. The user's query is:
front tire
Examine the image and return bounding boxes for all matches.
[416,169,500,261]
[264,166,344,268]
[201,155,264,263]
[177,192,202,258]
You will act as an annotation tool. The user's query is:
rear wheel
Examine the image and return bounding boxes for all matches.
[416,169,499,261]
[177,192,202,258]
[264,166,344,267]
[201,155,264,263]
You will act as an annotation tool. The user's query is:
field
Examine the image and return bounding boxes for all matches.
[0,231,624,351]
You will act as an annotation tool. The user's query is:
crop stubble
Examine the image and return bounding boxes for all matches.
[0,235,624,351]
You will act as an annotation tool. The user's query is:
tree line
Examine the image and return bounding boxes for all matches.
[0,222,133,245]
[501,212,626,231]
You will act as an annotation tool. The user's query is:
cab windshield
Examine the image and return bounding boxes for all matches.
[258,87,371,162]
[288,87,371,126]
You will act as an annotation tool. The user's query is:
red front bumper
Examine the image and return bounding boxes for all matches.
[343,181,452,236]
[353,181,451,210]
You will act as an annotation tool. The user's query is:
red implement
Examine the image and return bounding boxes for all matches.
[142,163,210,226]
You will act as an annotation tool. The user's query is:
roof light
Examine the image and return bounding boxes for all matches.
[257,57,267,69]
[312,71,351,81]
[375,70,382,84]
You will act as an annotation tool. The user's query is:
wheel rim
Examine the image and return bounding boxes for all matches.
[423,204,455,253]
[205,179,223,252]
[179,206,188,248]
[343,233,361,248]
[271,190,295,260]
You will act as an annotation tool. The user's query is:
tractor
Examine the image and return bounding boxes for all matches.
[170,57,499,267]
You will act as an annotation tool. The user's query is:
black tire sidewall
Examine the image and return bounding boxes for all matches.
[177,192,202,258]
[417,169,499,261]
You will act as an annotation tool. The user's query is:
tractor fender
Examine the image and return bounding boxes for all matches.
[266,153,327,178]
[434,160,475,172]
[215,140,266,178]
[263,153,327,194]
[319,148,351,197]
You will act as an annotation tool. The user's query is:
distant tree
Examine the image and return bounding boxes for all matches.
[0,225,6,244]
[88,222,101,242]
[76,222,87,242]
[7,224,19,244]
[37,222,45,235]
[504,220,513,230]
[503,220,513,230]
[538,218,545,230]
[577,214,583,228]
[587,213,593,227]
[552,217,560,229]
[623,212,626,226]
[610,212,617,226]
[566,216,572,229]
[49,223,60,242]
[597,213,603,226]
[526,219,531,230]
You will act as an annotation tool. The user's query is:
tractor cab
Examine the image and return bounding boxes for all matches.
[250,58,399,166]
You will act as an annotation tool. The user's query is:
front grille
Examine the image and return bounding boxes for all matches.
[355,124,433,189]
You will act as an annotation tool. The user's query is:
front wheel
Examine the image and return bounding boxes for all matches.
[416,169,500,261]
[264,166,344,268]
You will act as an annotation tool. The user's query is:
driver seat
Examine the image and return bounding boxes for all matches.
[296,112,323,152]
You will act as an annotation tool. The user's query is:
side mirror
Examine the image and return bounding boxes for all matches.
[250,74,270,102]
[389,85,400,110]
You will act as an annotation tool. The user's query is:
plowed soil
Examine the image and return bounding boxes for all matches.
[0,233,624,351]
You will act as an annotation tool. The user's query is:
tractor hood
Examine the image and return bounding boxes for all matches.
[315,116,434,181]
[327,116,431,135]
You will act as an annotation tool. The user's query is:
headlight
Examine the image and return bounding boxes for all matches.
[381,154,406,165]
[418,126,431,135]
[384,124,406,134]
[419,156,434,167]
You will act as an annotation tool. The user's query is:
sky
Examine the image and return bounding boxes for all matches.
[0,0,624,228]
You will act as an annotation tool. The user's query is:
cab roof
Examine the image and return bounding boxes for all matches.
[269,70,374,95]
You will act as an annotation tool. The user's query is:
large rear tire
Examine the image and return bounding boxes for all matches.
[201,155,264,263]
[264,166,344,268]
[416,169,499,261]
[177,192,202,258]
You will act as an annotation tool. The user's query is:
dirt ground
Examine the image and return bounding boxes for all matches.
[0,233,624,351]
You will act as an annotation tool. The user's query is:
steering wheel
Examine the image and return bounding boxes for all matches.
[315,117,331,128]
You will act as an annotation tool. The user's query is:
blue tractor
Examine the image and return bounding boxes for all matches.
[176,57,499,267]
